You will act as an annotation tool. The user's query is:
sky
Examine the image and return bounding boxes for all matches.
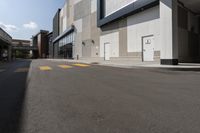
[0,0,65,40]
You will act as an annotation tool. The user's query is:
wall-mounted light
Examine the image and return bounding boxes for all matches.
[82,42,85,46]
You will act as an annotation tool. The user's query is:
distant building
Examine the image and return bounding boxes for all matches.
[12,39,37,59]
[12,39,31,47]
[47,32,53,58]
[32,30,49,58]
[52,9,61,59]
[0,27,12,61]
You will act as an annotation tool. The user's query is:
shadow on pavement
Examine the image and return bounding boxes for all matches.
[0,60,31,133]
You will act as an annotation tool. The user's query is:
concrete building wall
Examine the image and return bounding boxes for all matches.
[53,10,60,40]
[160,0,179,65]
[60,2,68,33]
[53,9,61,58]
[73,19,83,58]
[99,5,160,60]
[73,0,88,58]
[105,0,136,17]
[67,0,74,28]
[55,0,161,61]
[178,5,200,63]
[127,6,160,60]
[71,0,101,58]
[33,31,49,58]
[54,42,59,58]
[48,33,53,58]
[37,34,42,57]
[90,13,101,57]
[60,8,64,34]
[91,0,97,14]
[0,28,12,61]
[100,32,119,58]
[100,20,127,59]
[74,0,90,21]
[53,0,200,64]
[188,13,199,33]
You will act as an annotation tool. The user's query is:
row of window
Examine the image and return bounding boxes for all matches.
[58,32,74,48]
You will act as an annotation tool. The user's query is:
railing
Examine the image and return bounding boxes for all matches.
[12,45,38,50]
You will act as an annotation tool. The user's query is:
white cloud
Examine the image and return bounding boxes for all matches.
[0,22,18,32]
[23,21,38,30]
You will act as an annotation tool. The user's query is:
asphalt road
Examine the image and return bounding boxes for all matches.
[1,59,200,133]
[0,60,31,133]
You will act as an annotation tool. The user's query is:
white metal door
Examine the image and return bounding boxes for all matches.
[104,43,110,60]
[142,36,154,61]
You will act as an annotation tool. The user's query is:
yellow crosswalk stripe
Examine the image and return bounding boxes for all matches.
[39,66,52,71]
[73,63,90,67]
[58,65,72,69]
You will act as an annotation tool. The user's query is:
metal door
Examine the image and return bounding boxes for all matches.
[104,43,110,60]
[142,36,154,61]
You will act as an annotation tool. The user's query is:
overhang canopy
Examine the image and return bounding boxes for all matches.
[179,0,200,14]
[53,25,74,44]
[0,28,12,45]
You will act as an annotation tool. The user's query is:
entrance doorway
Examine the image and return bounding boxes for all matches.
[59,44,73,59]
[104,42,110,60]
[64,44,73,59]
[142,35,154,61]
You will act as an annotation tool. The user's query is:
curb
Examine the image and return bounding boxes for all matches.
[47,59,200,72]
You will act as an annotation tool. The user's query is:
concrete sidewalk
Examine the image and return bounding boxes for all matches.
[47,59,200,71]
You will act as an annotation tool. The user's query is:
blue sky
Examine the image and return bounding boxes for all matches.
[0,0,65,40]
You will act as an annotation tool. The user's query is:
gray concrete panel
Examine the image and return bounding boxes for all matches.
[74,0,91,21]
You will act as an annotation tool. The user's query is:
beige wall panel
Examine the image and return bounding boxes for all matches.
[82,16,91,40]
[74,19,83,33]
[127,6,160,53]
[100,32,119,58]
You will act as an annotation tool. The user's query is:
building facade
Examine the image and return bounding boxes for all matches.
[12,39,30,58]
[52,9,61,58]
[32,30,49,58]
[0,28,12,61]
[52,0,200,65]
[47,32,53,58]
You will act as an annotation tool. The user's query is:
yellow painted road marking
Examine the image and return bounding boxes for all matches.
[39,66,52,71]
[58,65,72,69]
[73,63,90,67]
[15,68,29,73]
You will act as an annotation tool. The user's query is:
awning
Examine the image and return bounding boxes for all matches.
[0,28,12,45]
